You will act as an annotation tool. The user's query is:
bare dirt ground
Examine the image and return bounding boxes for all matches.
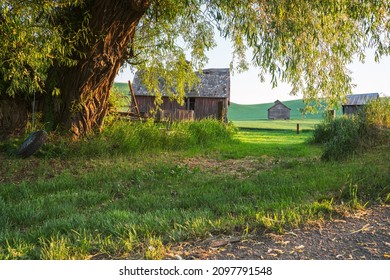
[165,156,390,260]
[178,155,288,178]
[166,204,390,260]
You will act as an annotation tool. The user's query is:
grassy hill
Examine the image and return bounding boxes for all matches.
[228,100,329,121]
[113,82,129,95]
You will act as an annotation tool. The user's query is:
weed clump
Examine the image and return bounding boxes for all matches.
[310,98,390,161]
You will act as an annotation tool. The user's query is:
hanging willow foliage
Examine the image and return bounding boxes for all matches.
[0,0,389,137]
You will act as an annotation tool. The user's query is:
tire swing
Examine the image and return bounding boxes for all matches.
[17,92,48,158]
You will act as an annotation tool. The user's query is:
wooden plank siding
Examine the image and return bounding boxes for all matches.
[193,97,228,120]
[135,96,228,121]
[267,100,291,120]
[135,96,184,116]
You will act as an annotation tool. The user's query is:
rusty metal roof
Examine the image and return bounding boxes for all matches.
[344,93,379,106]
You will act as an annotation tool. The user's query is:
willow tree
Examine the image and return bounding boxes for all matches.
[1,0,389,138]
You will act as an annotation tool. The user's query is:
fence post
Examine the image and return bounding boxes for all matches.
[296,123,300,134]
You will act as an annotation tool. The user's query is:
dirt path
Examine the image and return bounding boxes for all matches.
[166,205,390,260]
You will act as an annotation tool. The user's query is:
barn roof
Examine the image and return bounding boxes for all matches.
[267,100,291,111]
[343,93,379,106]
[132,68,230,98]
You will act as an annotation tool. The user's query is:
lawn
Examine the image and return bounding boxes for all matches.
[0,120,389,260]
[233,119,321,132]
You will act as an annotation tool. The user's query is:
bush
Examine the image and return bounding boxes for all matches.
[311,97,390,161]
[321,118,360,161]
[311,117,360,160]
[310,117,355,145]
[358,98,390,149]
[363,97,390,128]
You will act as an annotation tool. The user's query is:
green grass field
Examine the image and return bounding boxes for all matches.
[1,119,388,260]
[228,100,335,121]
[233,119,320,131]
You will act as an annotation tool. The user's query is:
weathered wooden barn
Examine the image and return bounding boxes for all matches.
[267,100,291,120]
[131,68,230,122]
[342,93,379,115]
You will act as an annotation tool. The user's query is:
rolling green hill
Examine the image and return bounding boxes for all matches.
[113,82,129,95]
[228,100,328,121]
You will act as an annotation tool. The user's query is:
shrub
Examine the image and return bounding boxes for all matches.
[311,97,390,161]
[312,117,360,161]
[358,98,390,149]
[321,118,360,161]
[310,117,355,145]
[363,97,390,128]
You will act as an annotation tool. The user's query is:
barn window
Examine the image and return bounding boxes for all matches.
[185,97,195,110]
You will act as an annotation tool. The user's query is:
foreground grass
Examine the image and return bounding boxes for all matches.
[0,123,389,259]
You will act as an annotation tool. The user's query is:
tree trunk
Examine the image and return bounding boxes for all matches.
[0,95,29,139]
[47,0,150,139]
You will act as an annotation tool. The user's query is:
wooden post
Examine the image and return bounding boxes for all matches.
[325,109,336,121]
[128,80,141,120]
[296,123,300,134]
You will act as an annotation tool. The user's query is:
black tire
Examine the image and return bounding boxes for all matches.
[17,130,48,158]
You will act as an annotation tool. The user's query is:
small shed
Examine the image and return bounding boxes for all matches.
[342,93,379,115]
[268,100,291,120]
[132,68,230,122]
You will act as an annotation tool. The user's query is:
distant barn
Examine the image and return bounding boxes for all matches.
[342,93,379,115]
[267,100,291,120]
[132,68,230,122]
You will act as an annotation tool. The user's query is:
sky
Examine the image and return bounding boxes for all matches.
[115,34,390,105]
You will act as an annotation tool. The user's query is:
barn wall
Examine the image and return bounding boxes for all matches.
[194,97,228,120]
[135,96,155,115]
[343,105,362,115]
[135,96,228,120]
[268,104,290,120]
[136,96,186,115]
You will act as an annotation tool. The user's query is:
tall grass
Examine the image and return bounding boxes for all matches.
[363,97,390,128]
[26,119,237,158]
[310,98,390,161]
[96,119,236,154]
[358,97,390,149]
[311,117,360,160]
